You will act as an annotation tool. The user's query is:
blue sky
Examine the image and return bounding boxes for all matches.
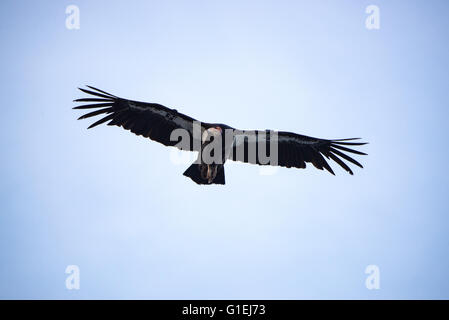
[0,0,448,299]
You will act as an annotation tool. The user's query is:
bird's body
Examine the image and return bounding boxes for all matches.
[199,127,225,183]
[74,86,367,185]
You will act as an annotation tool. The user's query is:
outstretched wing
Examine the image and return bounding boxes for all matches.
[73,86,202,151]
[229,130,367,175]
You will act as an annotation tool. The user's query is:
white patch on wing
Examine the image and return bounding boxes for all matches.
[279,135,318,145]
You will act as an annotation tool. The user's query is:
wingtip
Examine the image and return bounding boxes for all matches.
[334,137,361,141]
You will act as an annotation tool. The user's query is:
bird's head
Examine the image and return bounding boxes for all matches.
[202,126,223,143]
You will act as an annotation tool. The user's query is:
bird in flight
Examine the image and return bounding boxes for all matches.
[73,86,367,185]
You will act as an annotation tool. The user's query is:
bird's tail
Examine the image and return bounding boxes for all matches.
[183,163,225,185]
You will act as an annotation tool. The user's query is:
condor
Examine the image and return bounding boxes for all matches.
[73,86,367,185]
